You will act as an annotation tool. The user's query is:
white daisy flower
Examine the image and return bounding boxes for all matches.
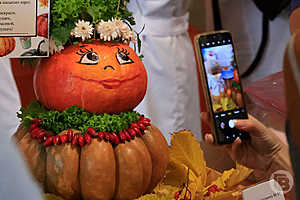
[49,37,64,55]
[121,29,137,44]
[96,20,119,41]
[113,18,129,36]
[71,20,94,41]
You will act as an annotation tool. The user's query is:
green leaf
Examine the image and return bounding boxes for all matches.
[51,23,74,47]
[18,101,141,135]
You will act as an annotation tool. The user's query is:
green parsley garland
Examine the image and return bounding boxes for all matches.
[18,101,140,135]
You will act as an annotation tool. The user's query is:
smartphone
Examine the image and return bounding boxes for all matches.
[194,30,250,144]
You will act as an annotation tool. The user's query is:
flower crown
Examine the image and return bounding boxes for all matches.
[49,0,141,55]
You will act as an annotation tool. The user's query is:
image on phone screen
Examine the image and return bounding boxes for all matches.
[197,32,250,144]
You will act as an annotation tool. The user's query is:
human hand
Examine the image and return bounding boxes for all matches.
[201,112,282,172]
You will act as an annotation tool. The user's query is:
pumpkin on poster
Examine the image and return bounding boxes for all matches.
[37,13,48,38]
[0,37,16,57]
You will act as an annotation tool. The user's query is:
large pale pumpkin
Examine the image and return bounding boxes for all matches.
[14,125,169,200]
[34,41,147,114]
[0,37,15,57]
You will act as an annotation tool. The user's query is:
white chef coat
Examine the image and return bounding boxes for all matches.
[127,0,202,143]
[0,58,43,199]
[0,59,21,138]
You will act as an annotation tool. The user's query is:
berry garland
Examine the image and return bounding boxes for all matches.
[28,115,151,147]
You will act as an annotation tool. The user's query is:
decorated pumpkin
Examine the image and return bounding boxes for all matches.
[0,37,15,57]
[37,13,48,38]
[14,123,169,200]
[34,41,147,114]
[14,1,169,200]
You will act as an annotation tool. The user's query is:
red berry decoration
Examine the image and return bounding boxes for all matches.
[112,133,120,145]
[138,122,147,130]
[104,132,110,141]
[87,128,97,137]
[98,132,104,139]
[78,135,85,147]
[134,127,142,137]
[53,136,61,145]
[44,136,53,147]
[60,134,68,144]
[123,130,131,141]
[84,134,91,145]
[29,123,38,132]
[67,129,74,142]
[72,134,79,146]
[128,128,136,138]
[118,130,126,142]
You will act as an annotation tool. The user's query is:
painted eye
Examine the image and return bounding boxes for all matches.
[77,48,99,65]
[79,52,99,65]
[116,48,134,65]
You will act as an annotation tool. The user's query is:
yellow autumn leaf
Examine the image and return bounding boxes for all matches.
[204,162,253,193]
[164,160,189,186]
[168,130,207,185]
[188,171,205,200]
[226,162,253,188]
[153,182,180,198]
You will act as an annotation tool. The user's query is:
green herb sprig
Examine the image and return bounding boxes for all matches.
[18,101,140,135]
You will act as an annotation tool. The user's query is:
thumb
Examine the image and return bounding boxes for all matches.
[234,116,265,137]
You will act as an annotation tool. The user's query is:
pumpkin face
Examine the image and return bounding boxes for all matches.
[0,37,15,57]
[34,41,147,114]
[14,125,169,200]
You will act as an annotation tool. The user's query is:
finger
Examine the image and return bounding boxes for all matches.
[225,137,242,161]
[204,133,214,144]
[234,117,265,137]
[200,112,211,127]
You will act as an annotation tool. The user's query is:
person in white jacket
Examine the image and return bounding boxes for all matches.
[0,59,43,200]
[127,0,202,143]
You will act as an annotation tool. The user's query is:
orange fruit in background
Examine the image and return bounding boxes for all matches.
[0,37,15,57]
[34,40,147,114]
[236,92,243,107]
[226,88,232,97]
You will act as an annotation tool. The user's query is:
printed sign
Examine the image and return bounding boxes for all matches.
[242,179,285,200]
[0,0,49,58]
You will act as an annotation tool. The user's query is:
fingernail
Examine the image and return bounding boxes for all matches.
[204,134,209,140]
[233,120,238,127]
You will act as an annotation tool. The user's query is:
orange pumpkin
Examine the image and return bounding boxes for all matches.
[34,41,147,114]
[0,37,15,57]
[14,125,169,200]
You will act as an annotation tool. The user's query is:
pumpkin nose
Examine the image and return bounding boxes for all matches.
[104,65,115,70]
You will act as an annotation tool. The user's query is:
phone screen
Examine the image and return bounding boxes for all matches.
[197,32,250,144]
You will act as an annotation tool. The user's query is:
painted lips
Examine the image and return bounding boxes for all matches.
[73,74,140,89]
[100,79,123,89]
